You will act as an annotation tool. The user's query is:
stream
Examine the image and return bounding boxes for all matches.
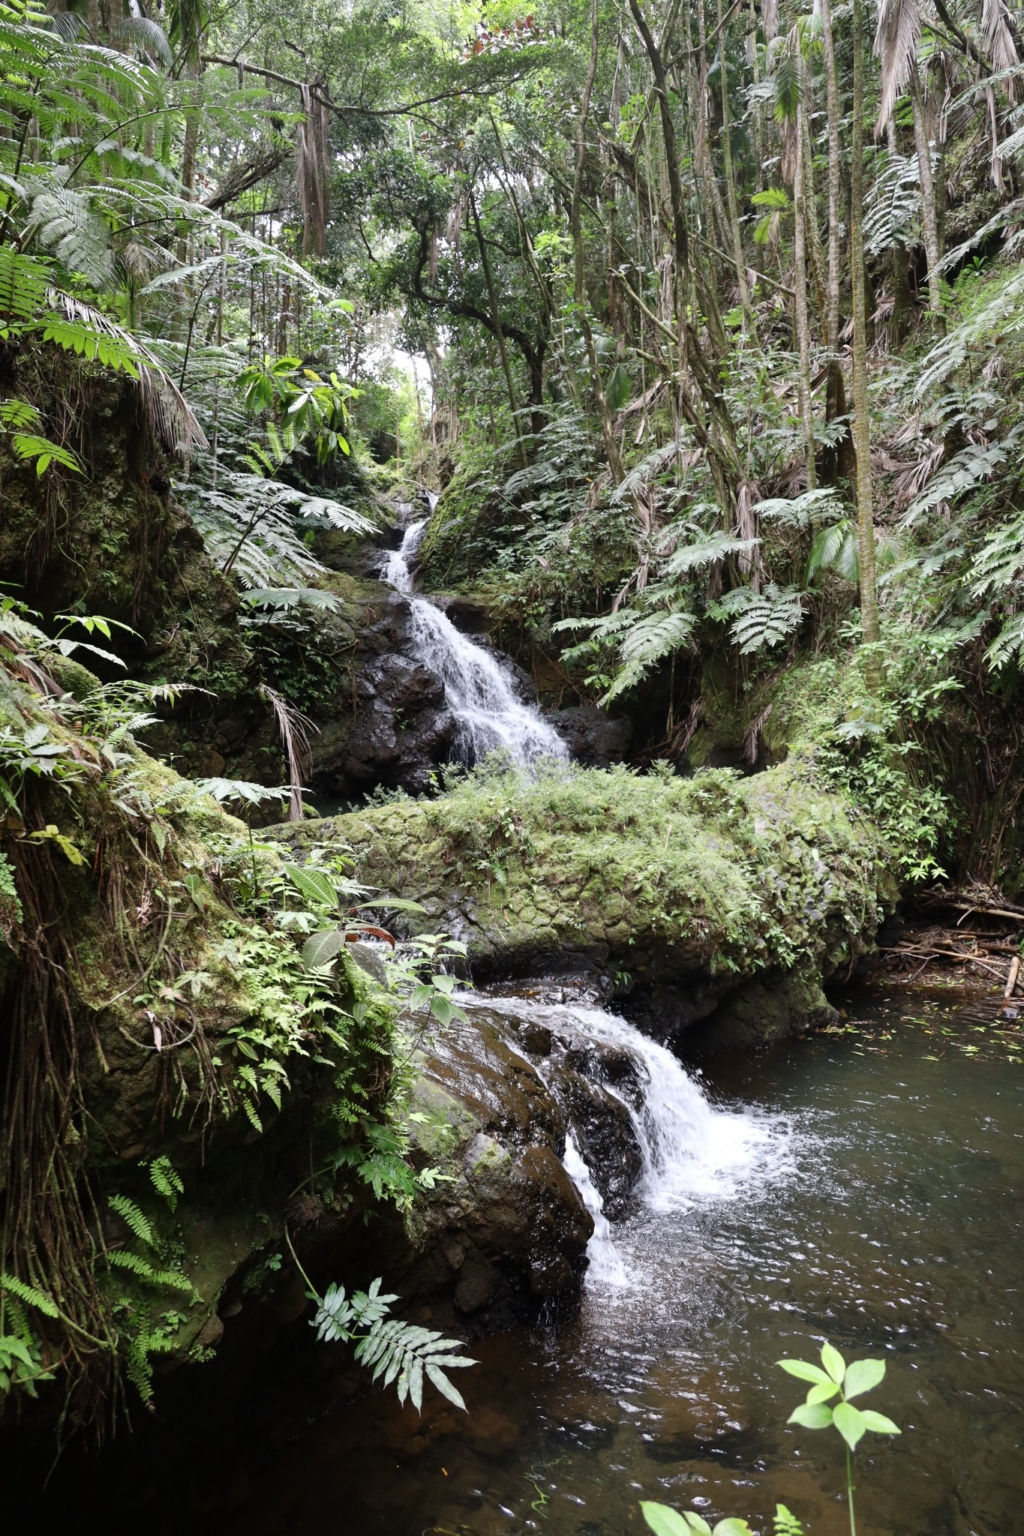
[215,985,1024,1536]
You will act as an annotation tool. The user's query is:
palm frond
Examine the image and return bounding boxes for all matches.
[873,0,921,132]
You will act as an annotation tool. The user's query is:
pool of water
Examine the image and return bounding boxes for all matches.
[215,987,1024,1536]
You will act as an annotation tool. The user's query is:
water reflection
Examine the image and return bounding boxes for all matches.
[222,989,1024,1536]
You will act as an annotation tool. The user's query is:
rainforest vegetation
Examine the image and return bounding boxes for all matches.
[2,0,1024,1524]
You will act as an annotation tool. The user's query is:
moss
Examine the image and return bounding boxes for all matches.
[277,757,897,1010]
[0,662,404,1422]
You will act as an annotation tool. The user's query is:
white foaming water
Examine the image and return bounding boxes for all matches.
[381,515,568,768]
[469,994,791,1287]
[563,1130,630,1288]
[569,1001,786,1213]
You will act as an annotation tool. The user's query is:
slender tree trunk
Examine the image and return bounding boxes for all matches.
[571,0,625,482]
[818,0,855,479]
[627,0,742,494]
[468,188,528,471]
[717,0,755,328]
[850,0,882,684]
[910,63,944,324]
[794,105,817,488]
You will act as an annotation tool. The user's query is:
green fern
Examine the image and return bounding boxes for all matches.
[312,1278,476,1412]
[147,1156,184,1212]
[123,1327,176,1404]
[773,1507,804,1536]
[601,609,696,704]
[711,584,806,654]
[106,1250,194,1293]
[108,1194,155,1248]
[0,247,49,331]
[0,1271,59,1318]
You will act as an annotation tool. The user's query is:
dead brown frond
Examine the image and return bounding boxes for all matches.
[260,683,318,821]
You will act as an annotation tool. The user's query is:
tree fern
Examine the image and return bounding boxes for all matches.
[664,531,760,577]
[863,150,921,256]
[601,608,696,704]
[900,434,1020,527]
[711,584,806,653]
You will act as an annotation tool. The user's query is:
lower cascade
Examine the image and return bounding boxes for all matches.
[469,993,790,1286]
[381,517,568,768]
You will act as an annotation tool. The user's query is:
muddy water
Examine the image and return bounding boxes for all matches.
[220,989,1024,1536]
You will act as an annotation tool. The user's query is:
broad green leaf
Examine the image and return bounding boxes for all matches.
[821,1342,846,1384]
[777,1358,832,1386]
[859,1409,901,1435]
[805,1380,841,1405]
[713,1522,754,1535]
[302,928,343,969]
[284,863,338,910]
[832,1401,867,1451]
[640,1504,693,1536]
[605,362,632,412]
[842,1358,886,1399]
[787,1402,834,1429]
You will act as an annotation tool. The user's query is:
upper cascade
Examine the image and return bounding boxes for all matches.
[381,514,568,769]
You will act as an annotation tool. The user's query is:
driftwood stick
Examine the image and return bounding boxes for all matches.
[1005,956,1020,999]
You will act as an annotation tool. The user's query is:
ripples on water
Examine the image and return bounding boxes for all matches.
[211,988,1024,1536]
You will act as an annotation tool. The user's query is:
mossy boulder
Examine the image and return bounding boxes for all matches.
[274,755,898,1050]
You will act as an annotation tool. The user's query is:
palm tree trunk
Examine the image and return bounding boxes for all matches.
[794,105,817,489]
[468,189,528,471]
[910,62,944,323]
[818,0,855,477]
[850,0,882,683]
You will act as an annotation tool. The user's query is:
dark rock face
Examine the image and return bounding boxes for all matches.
[309,591,459,799]
[379,1015,594,1329]
[548,704,633,766]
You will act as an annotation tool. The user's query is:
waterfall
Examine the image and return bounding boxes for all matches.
[469,994,788,1287]
[563,1131,630,1287]
[381,515,568,769]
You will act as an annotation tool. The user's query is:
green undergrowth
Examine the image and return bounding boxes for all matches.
[0,638,413,1434]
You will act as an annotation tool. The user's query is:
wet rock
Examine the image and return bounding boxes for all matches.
[549,704,633,766]
[683,964,837,1055]
[374,1016,592,1328]
[552,1070,643,1220]
[463,1407,521,1455]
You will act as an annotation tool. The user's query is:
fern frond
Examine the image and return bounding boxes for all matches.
[114,15,172,66]
[774,1505,805,1536]
[713,583,805,653]
[601,609,696,704]
[664,532,760,577]
[0,247,49,329]
[0,1272,59,1318]
[108,1194,155,1247]
[900,435,1019,527]
[26,182,113,287]
[147,1155,184,1211]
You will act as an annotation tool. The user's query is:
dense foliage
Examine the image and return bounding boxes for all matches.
[4,0,1024,1445]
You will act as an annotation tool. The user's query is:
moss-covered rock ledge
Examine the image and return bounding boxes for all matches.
[276,757,900,1051]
